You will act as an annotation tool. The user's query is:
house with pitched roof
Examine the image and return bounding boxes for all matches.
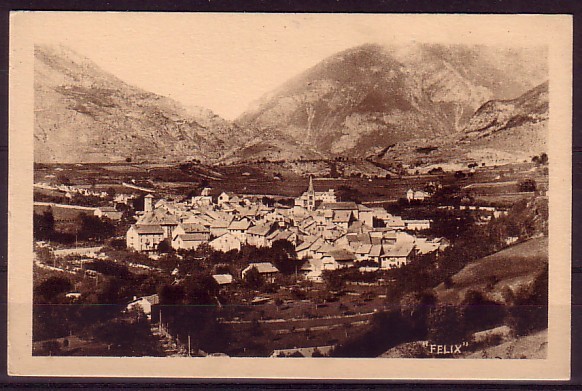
[332,209,354,230]
[209,232,242,252]
[267,230,298,247]
[209,218,232,237]
[126,224,165,252]
[172,233,209,250]
[217,192,236,206]
[227,218,252,243]
[326,249,356,269]
[356,204,374,227]
[242,262,280,283]
[94,206,123,221]
[172,222,209,237]
[296,235,325,259]
[246,223,274,247]
[136,209,179,239]
[380,242,416,268]
[212,274,233,286]
[404,219,431,231]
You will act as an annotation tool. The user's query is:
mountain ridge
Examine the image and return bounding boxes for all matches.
[236,43,548,160]
[34,44,259,164]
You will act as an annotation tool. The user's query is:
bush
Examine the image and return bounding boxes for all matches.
[518,179,536,192]
[35,276,72,303]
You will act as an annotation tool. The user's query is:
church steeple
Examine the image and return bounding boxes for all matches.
[306,175,315,211]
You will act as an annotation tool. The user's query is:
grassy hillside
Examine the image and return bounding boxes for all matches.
[435,236,548,305]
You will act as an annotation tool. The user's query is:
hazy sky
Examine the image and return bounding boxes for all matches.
[30,13,557,120]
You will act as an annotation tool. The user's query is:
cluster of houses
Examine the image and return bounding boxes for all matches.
[34,182,136,205]
[125,178,446,280]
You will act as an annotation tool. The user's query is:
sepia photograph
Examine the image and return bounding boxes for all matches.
[8,12,572,379]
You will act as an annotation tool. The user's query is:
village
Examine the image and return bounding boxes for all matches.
[125,177,446,279]
[32,161,544,358]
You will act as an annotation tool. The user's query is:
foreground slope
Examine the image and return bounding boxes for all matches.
[435,236,548,305]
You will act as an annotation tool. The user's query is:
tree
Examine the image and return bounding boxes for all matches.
[461,290,505,334]
[78,214,115,240]
[158,284,185,305]
[109,238,126,250]
[183,272,220,305]
[321,270,345,292]
[106,187,117,198]
[427,305,464,345]
[518,179,537,192]
[244,267,265,290]
[34,276,72,303]
[271,240,298,274]
[454,171,466,179]
[34,210,55,240]
[157,239,173,254]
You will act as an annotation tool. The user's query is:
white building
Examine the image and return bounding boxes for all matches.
[294,176,337,211]
[126,224,165,252]
[209,232,242,252]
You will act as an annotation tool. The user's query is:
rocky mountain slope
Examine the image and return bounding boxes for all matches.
[34,44,259,164]
[376,81,549,167]
[236,43,548,160]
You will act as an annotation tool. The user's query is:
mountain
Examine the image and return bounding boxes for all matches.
[236,43,548,160]
[459,81,548,148]
[376,80,549,167]
[34,44,259,164]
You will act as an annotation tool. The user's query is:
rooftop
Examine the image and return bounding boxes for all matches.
[244,262,279,274]
[135,224,164,235]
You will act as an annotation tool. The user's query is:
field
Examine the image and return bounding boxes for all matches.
[34,160,547,205]
[435,236,548,305]
[34,203,96,221]
[214,283,392,356]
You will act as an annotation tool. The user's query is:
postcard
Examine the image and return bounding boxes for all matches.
[8,12,572,380]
